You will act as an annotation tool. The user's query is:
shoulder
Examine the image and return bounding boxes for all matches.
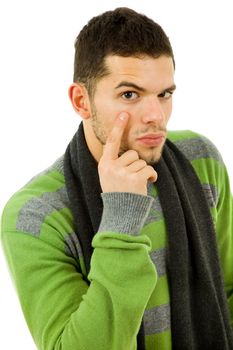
[1,155,73,238]
[167,130,229,211]
[167,130,224,164]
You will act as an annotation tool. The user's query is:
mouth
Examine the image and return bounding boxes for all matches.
[136,133,166,147]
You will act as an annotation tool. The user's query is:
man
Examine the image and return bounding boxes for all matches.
[1,7,233,350]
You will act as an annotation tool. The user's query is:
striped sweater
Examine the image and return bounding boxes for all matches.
[1,130,233,350]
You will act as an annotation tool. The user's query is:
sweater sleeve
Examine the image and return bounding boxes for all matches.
[1,192,157,350]
[215,166,233,328]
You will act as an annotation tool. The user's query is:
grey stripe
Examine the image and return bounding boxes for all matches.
[24,156,64,187]
[49,155,64,174]
[150,248,167,277]
[174,137,223,163]
[99,192,153,235]
[16,187,70,236]
[202,183,219,207]
[145,196,164,226]
[64,232,83,260]
[144,304,171,335]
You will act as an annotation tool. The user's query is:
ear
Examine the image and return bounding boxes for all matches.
[68,83,91,119]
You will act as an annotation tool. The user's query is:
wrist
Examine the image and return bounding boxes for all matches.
[98,192,154,235]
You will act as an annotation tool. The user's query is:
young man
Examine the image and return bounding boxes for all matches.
[1,7,233,350]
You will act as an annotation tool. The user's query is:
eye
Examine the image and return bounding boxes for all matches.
[121,91,139,100]
[158,90,174,99]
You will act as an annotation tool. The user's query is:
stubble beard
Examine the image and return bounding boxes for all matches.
[90,108,165,165]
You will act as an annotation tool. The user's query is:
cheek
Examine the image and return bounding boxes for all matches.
[94,98,119,124]
[164,100,173,120]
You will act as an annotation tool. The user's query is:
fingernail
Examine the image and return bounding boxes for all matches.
[119,112,128,121]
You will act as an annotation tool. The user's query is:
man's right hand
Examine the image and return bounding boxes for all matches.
[98,112,158,196]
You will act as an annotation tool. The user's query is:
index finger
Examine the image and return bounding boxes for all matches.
[102,112,129,160]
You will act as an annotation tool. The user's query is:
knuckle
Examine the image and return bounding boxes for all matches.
[147,165,155,172]
[128,150,139,159]
[139,159,147,167]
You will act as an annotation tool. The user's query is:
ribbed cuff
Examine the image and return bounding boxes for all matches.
[98,192,154,235]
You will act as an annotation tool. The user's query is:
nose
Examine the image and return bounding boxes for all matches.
[141,96,164,124]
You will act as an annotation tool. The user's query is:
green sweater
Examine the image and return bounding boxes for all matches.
[1,130,233,350]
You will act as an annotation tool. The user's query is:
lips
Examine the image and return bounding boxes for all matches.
[136,133,166,146]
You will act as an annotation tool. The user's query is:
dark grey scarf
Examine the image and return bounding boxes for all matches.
[64,122,233,349]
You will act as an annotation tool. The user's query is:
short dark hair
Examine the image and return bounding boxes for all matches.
[73,7,175,96]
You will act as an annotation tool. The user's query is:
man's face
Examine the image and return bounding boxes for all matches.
[88,54,175,164]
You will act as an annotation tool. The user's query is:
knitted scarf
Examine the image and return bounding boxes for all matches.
[64,122,233,349]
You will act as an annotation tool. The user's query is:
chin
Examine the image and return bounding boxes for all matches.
[119,143,164,165]
[144,156,161,165]
[138,148,163,165]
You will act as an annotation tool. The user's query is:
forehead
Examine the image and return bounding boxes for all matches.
[102,54,175,90]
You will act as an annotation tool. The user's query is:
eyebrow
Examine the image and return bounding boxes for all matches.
[115,81,146,92]
[115,81,176,93]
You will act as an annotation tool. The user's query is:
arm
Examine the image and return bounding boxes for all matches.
[1,112,158,350]
[215,164,233,328]
[1,192,156,350]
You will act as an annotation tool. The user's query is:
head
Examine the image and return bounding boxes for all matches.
[69,7,176,164]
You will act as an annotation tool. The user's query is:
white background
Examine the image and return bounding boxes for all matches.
[0,0,232,349]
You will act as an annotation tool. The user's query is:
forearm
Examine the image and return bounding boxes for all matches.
[2,193,156,350]
[59,193,156,349]
[60,232,156,349]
